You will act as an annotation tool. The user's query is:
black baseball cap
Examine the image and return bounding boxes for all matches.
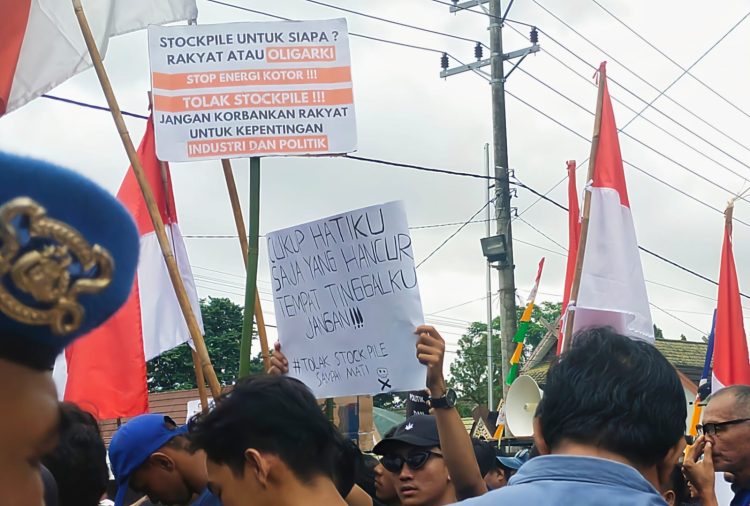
[373,414,440,455]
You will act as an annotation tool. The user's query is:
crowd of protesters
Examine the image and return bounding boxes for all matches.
[3,151,750,506]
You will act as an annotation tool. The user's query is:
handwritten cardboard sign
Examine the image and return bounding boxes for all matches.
[148,18,356,161]
[267,201,426,398]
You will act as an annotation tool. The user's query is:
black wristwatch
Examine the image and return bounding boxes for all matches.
[430,389,457,409]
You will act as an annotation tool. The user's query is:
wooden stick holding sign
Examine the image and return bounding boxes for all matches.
[221,159,271,372]
[238,157,262,378]
[72,0,222,400]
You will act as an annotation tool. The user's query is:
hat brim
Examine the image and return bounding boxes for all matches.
[373,434,439,454]
[497,456,523,470]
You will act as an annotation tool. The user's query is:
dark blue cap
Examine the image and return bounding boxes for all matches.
[0,151,139,369]
[109,414,188,506]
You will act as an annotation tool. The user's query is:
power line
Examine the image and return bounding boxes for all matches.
[183,218,495,239]
[43,94,148,119]
[588,0,750,123]
[430,294,494,315]
[505,25,750,189]
[503,86,750,230]
[302,0,488,48]
[650,302,708,337]
[516,215,567,253]
[527,1,750,157]
[514,64,750,198]
[429,0,536,28]
[514,237,567,257]
[416,199,495,268]
[346,154,494,181]
[509,178,750,301]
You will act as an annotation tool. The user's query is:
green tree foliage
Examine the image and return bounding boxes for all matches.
[447,301,561,415]
[147,297,264,392]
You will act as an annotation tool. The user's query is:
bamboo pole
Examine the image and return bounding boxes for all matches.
[239,157,261,377]
[561,63,607,353]
[191,350,210,414]
[221,159,271,371]
[72,0,222,399]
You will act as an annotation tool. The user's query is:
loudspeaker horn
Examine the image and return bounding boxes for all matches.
[505,375,542,437]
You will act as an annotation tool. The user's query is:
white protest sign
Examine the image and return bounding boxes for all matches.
[147,18,356,161]
[186,397,214,420]
[268,201,426,398]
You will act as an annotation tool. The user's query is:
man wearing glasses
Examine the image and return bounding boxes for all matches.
[684,385,750,506]
[373,414,453,506]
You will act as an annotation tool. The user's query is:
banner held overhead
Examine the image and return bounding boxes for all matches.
[148,18,357,161]
[267,201,425,398]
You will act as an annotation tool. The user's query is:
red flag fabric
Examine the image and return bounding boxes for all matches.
[713,205,750,389]
[54,117,203,419]
[558,160,580,355]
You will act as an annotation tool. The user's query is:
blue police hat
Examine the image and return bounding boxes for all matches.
[0,151,139,369]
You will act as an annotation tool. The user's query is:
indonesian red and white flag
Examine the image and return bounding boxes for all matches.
[53,116,203,419]
[1,0,197,116]
[710,203,750,506]
[571,62,653,343]
[557,160,581,355]
[712,203,750,391]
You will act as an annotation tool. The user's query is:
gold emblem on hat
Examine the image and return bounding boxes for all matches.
[0,197,114,335]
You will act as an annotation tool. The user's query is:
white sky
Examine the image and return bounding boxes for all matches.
[3,0,750,371]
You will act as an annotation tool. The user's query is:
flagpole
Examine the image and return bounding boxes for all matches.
[221,159,271,372]
[239,157,261,378]
[561,63,607,353]
[687,310,716,439]
[72,0,222,400]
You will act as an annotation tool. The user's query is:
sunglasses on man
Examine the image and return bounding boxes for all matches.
[380,450,443,473]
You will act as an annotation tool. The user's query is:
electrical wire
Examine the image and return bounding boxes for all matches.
[588,0,750,122]
[526,1,750,156]
[416,198,496,268]
[302,0,489,48]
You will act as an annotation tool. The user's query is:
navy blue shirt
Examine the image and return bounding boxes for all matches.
[192,489,222,506]
[453,455,667,506]
[731,487,750,506]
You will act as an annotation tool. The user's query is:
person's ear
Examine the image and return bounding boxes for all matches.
[532,417,549,455]
[148,452,175,471]
[661,490,676,506]
[244,449,271,488]
[656,440,684,489]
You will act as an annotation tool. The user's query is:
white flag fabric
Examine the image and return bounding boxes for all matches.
[1,0,197,115]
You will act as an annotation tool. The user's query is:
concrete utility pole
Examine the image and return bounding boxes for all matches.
[441,0,539,399]
[489,0,515,401]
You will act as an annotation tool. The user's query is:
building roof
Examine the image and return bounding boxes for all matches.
[524,338,708,387]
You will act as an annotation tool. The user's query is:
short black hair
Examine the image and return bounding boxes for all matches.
[356,454,379,498]
[190,375,358,489]
[709,385,750,418]
[42,403,109,506]
[538,327,685,467]
[664,464,691,504]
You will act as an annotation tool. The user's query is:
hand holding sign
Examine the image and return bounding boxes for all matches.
[268,341,289,375]
[416,325,448,398]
